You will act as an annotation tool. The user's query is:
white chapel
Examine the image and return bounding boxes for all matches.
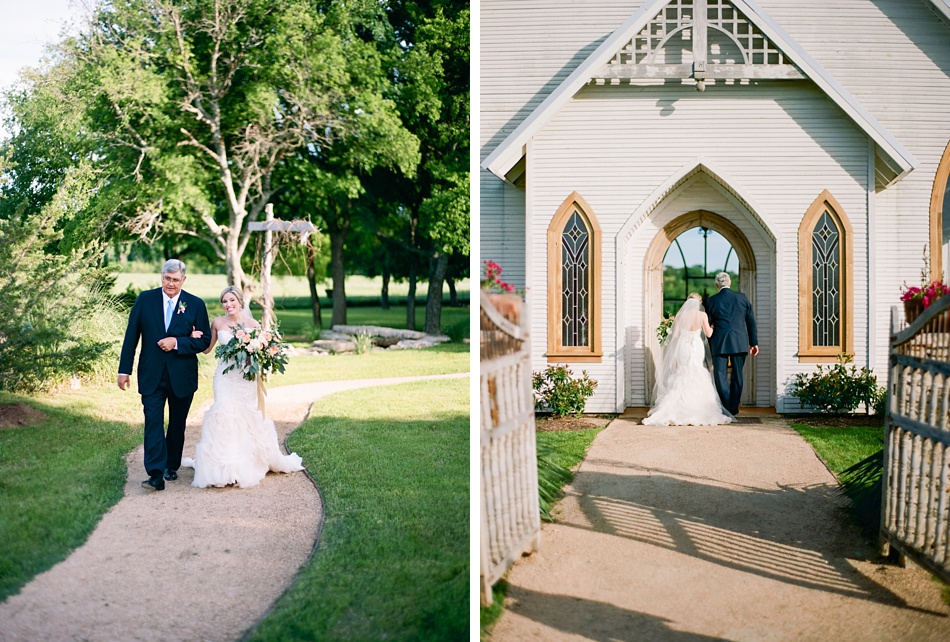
[480,0,950,413]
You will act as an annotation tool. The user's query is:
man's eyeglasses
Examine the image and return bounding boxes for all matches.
[162,275,184,285]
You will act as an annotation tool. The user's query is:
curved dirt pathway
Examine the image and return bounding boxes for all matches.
[489,416,950,641]
[0,372,467,642]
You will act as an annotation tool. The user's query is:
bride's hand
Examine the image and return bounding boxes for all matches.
[190,326,203,338]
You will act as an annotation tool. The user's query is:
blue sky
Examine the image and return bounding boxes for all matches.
[664,226,739,273]
[0,0,80,136]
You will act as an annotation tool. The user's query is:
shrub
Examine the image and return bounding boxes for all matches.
[353,332,373,355]
[790,354,879,414]
[532,365,597,417]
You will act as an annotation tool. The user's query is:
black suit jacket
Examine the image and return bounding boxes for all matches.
[118,288,212,397]
[705,287,758,356]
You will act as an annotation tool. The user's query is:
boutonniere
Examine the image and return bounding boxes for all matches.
[178,301,188,315]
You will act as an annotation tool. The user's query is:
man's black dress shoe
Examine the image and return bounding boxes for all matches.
[142,476,165,491]
[163,469,178,481]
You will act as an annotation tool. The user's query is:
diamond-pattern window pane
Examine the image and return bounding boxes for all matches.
[562,212,590,347]
[812,211,840,347]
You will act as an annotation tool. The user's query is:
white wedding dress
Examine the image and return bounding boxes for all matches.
[182,329,304,488]
[642,328,734,426]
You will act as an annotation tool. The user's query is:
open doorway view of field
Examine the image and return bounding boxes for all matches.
[0,0,470,640]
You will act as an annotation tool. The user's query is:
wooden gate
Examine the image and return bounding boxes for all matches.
[881,296,950,582]
[480,290,541,606]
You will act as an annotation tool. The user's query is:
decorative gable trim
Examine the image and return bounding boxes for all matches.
[482,0,918,189]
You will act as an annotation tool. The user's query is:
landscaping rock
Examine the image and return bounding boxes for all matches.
[332,325,427,340]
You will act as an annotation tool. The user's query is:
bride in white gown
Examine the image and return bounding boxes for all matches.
[181,286,304,488]
[642,293,735,426]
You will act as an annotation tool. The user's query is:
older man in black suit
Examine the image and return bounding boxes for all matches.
[705,272,759,415]
[118,259,211,491]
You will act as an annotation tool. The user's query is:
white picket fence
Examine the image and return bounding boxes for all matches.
[479,290,540,606]
[881,296,950,582]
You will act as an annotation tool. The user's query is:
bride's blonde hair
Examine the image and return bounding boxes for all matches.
[688,292,702,302]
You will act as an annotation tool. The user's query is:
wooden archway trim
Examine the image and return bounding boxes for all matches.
[642,210,757,405]
[929,140,950,281]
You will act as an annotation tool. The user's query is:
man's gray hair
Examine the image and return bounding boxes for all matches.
[715,272,731,288]
[162,259,187,276]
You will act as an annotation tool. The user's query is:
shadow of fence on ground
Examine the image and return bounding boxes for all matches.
[559,462,942,615]
[504,584,725,642]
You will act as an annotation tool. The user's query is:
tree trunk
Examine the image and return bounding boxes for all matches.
[381,260,390,310]
[406,261,416,331]
[307,235,322,330]
[446,275,458,307]
[330,228,346,326]
[425,252,448,335]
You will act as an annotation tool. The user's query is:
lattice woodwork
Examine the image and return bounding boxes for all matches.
[595,0,803,88]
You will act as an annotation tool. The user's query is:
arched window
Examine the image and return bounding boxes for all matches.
[798,190,853,361]
[929,141,950,282]
[547,192,602,362]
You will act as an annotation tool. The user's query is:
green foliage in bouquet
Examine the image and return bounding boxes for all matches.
[532,365,598,417]
[790,353,879,414]
[656,313,676,345]
[215,324,290,381]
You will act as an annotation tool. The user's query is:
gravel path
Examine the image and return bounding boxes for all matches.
[0,373,467,642]
[489,416,950,641]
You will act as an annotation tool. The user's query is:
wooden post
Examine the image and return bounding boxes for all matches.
[248,212,318,332]
[260,204,276,331]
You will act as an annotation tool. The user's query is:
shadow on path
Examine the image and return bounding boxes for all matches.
[505,585,725,642]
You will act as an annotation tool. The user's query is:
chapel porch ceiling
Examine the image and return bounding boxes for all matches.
[481,0,918,191]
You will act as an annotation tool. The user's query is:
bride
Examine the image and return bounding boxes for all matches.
[642,292,735,426]
[182,286,304,488]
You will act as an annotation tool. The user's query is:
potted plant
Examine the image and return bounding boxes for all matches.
[482,260,522,323]
[900,246,949,323]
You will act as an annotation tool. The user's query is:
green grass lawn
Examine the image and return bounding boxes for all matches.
[790,424,884,475]
[249,378,469,641]
[0,346,470,610]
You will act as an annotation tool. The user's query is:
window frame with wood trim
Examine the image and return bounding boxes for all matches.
[929,140,950,282]
[797,190,854,362]
[546,192,602,363]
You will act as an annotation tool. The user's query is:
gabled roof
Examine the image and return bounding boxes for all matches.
[929,0,950,25]
[482,0,919,190]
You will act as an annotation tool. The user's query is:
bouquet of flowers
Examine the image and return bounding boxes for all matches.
[215,324,290,381]
[656,312,676,345]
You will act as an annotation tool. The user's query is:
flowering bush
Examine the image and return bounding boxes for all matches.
[532,365,598,416]
[656,312,676,345]
[790,353,879,414]
[215,324,290,381]
[481,260,516,293]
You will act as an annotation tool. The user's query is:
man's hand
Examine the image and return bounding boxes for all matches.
[750,345,760,356]
[190,326,204,339]
[157,337,177,352]
[117,374,130,391]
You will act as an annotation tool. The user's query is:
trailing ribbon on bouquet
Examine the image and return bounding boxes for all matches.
[256,373,267,418]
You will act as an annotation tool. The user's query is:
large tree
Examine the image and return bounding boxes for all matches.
[368,3,470,334]
[3,0,416,302]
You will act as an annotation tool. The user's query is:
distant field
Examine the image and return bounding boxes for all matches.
[114,273,470,301]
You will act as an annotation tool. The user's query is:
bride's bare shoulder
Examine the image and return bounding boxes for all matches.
[244,317,261,330]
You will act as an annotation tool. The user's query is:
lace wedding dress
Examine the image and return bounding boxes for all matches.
[182,329,304,488]
[642,328,734,427]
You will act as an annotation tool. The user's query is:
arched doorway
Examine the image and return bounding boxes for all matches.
[643,210,758,406]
